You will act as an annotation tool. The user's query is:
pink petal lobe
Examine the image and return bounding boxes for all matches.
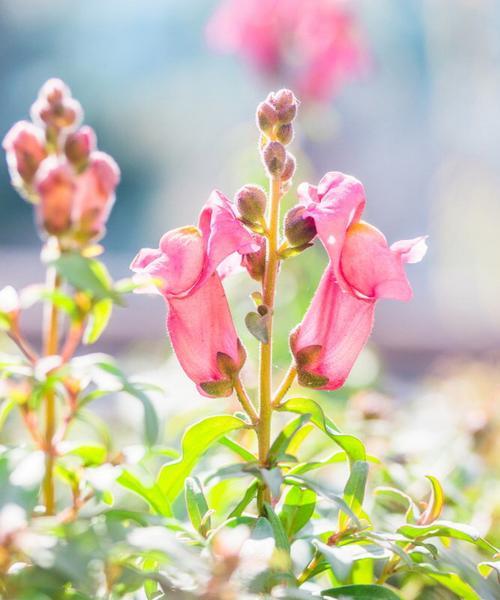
[167,273,241,396]
[340,222,415,301]
[291,268,375,390]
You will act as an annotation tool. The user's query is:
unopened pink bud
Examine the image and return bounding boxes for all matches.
[281,153,296,182]
[284,205,317,247]
[241,236,266,281]
[38,78,71,104]
[262,141,286,177]
[35,158,74,235]
[2,121,47,186]
[271,89,298,123]
[256,101,278,134]
[235,184,267,223]
[276,123,294,145]
[65,126,96,167]
[73,151,120,241]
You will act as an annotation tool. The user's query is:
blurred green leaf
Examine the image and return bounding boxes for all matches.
[280,485,316,538]
[416,564,481,600]
[339,461,369,531]
[264,502,291,553]
[83,298,113,344]
[285,474,360,528]
[374,487,419,523]
[53,253,119,302]
[397,520,497,553]
[228,481,259,518]
[418,475,444,525]
[64,443,107,467]
[478,560,500,579]
[157,415,247,513]
[277,398,366,463]
[322,584,402,599]
[0,398,16,431]
[315,542,390,584]
[117,469,168,515]
[185,477,211,537]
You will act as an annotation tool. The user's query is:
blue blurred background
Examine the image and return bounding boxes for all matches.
[1,0,500,368]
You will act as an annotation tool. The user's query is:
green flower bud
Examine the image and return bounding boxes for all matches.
[235,184,267,223]
[284,205,317,247]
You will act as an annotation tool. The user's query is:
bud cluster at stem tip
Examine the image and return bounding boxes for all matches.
[257,89,297,183]
[2,78,120,248]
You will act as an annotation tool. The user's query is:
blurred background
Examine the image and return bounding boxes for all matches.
[1,0,500,369]
[1,2,499,594]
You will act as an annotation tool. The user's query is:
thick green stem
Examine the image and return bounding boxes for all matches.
[257,176,282,507]
[42,262,60,515]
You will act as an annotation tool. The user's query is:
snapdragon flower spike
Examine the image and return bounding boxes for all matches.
[131,191,258,397]
[291,172,427,389]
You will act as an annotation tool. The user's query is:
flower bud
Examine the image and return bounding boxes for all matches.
[235,184,267,223]
[281,153,296,182]
[38,78,71,104]
[31,96,83,132]
[276,123,294,145]
[256,101,278,134]
[284,205,317,247]
[65,126,96,168]
[2,121,46,186]
[35,158,74,236]
[271,89,298,123]
[241,236,266,281]
[262,141,286,177]
[73,151,120,241]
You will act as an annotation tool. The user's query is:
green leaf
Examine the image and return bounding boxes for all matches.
[83,298,113,344]
[117,469,168,515]
[315,542,390,584]
[374,486,419,523]
[268,415,311,464]
[264,502,290,553]
[95,363,159,446]
[228,481,259,518]
[64,443,107,466]
[418,475,444,524]
[416,565,481,600]
[339,461,369,531]
[397,520,497,553]
[0,398,16,431]
[277,398,365,463]
[53,253,118,301]
[219,436,257,462]
[245,311,269,343]
[280,486,316,538]
[478,560,500,579]
[157,415,247,512]
[285,474,360,528]
[124,383,159,447]
[185,477,211,537]
[321,584,402,599]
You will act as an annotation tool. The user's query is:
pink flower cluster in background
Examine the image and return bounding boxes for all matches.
[2,79,120,246]
[206,0,369,102]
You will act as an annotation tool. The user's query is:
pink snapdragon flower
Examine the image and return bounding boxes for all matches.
[131,191,258,397]
[2,121,47,191]
[290,172,427,389]
[206,0,368,102]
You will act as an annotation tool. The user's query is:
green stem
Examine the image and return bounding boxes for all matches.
[42,261,61,515]
[234,376,259,427]
[257,176,282,508]
[272,364,297,408]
